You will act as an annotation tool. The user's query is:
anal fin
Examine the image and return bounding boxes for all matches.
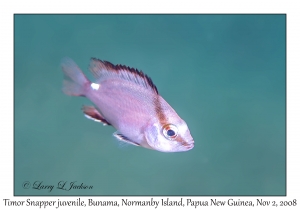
[82,105,111,126]
[113,132,139,146]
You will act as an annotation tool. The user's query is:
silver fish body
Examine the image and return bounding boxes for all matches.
[61,57,194,152]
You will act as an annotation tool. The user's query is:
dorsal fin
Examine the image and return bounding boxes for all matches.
[89,58,158,94]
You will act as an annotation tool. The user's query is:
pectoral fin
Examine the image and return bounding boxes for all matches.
[82,105,111,126]
[113,132,140,146]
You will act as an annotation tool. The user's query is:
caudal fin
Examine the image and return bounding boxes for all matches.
[61,57,90,96]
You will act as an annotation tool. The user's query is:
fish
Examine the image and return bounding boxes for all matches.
[61,57,194,152]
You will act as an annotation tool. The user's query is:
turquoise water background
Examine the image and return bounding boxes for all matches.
[14,15,286,196]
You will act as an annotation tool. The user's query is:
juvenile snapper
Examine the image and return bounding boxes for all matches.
[61,57,194,152]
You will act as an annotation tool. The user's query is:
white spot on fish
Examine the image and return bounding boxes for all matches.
[91,83,100,90]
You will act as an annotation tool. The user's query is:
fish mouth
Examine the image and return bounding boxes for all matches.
[183,140,194,150]
[173,136,194,151]
[185,143,194,150]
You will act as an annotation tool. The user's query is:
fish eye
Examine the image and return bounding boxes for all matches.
[162,124,178,140]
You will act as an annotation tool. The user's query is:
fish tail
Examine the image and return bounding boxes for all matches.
[61,57,90,96]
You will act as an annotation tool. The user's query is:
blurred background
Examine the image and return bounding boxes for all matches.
[14,14,286,195]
